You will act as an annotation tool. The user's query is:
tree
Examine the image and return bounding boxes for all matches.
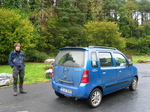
[87,0,103,21]
[103,0,125,21]
[138,0,150,24]
[84,21,126,50]
[0,8,35,64]
[118,0,138,38]
[142,21,150,36]
[1,0,20,9]
[43,0,88,52]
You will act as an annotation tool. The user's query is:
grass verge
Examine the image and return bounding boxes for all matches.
[132,56,150,63]
[0,62,52,85]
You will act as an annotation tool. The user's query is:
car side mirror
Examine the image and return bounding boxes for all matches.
[128,61,133,67]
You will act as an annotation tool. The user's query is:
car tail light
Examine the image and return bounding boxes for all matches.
[52,67,54,77]
[81,70,90,83]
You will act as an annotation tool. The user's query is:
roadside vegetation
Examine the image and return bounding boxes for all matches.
[1,0,150,64]
[0,63,52,84]
[132,56,150,63]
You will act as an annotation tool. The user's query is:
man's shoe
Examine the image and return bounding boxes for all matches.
[13,92,18,96]
[20,90,27,94]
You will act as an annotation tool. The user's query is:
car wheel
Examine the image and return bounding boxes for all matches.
[129,77,138,91]
[55,91,65,98]
[87,88,102,108]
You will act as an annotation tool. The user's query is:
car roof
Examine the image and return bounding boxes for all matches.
[60,46,121,53]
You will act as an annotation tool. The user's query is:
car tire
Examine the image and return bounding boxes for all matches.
[55,91,65,98]
[129,77,138,91]
[87,88,102,108]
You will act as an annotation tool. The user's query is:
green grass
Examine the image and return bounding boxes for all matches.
[132,56,150,63]
[0,62,52,84]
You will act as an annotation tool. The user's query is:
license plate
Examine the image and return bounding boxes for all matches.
[60,87,72,94]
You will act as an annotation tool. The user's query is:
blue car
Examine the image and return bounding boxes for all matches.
[52,46,138,108]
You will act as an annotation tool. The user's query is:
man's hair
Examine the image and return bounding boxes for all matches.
[14,43,21,48]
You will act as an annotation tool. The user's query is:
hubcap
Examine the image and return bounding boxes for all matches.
[91,91,101,106]
[132,78,137,89]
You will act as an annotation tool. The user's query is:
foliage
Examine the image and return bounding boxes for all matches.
[88,0,103,21]
[126,36,150,54]
[1,0,150,64]
[103,0,125,21]
[26,50,49,62]
[1,0,21,9]
[126,37,138,49]
[138,0,150,24]
[44,0,88,50]
[135,36,150,54]
[84,21,126,50]
[142,21,150,36]
[118,1,138,38]
[0,8,36,64]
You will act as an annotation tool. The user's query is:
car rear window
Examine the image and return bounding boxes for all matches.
[55,50,85,67]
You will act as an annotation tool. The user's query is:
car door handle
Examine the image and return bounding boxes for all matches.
[118,69,122,72]
[102,70,106,74]
[64,68,69,71]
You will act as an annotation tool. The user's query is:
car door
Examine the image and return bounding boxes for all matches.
[98,52,118,94]
[89,52,99,87]
[113,53,132,89]
[54,49,85,88]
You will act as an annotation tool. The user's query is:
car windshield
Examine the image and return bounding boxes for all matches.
[55,50,85,67]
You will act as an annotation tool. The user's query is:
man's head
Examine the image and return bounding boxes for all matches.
[14,43,21,51]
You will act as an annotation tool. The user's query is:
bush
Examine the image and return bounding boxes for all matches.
[0,8,35,64]
[126,37,138,49]
[84,21,126,50]
[136,36,150,54]
[126,36,150,54]
[26,50,49,62]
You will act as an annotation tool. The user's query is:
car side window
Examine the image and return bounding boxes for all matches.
[91,52,98,68]
[113,53,127,67]
[98,52,113,67]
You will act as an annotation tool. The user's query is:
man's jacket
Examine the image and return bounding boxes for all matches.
[8,50,25,70]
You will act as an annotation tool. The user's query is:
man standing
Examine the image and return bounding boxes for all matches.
[8,43,27,96]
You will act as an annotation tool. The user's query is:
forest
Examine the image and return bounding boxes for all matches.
[0,0,150,63]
